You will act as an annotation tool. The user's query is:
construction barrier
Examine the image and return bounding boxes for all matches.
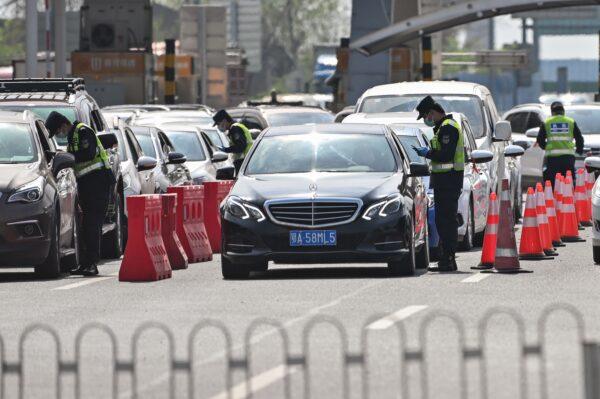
[167,185,213,263]
[119,195,172,282]
[203,181,235,253]
[576,169,592,226]
[160,194,188,270]
[473,192,498,270]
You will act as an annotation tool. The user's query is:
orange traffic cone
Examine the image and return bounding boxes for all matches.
[554,173,564,229]
[560,176,585,242]
[536,183,558,256]
[473,192,498,270]
[519,187,546,259]
[545,180,564,247]
[575,169,592,226]
[566,169,573,181]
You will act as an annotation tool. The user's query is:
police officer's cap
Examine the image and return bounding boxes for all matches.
[45,111,71,137]
[550,101,565,113]
[213,109,233,126]
[415,95,445,120]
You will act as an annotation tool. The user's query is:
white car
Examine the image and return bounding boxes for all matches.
[354,80,522,218]
[503,103,600,186]
[583,157,600,263]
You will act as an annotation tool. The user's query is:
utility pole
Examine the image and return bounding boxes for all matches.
[25,0,38,78]
[53,0,66,77]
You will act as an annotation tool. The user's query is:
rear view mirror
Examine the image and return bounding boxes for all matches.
[585,156,600,172]
[216,166,235,180]
[408,162,429,177]
[137,156,157,171]
[525,127,539,138]
[469,150,494,164]
[52,151,75,176]
[167,152,186,164]
[493,121,512,142]
[211,151,228,163]
[97,132,118,149]
[504,144,525,158]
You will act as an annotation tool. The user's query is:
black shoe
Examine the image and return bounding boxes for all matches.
[70,265,87,275]
[81,264,99,276]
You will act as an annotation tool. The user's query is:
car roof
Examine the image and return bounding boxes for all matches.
[136,110,211,118]
[359,81,489,99]
[344,111,464,124]
[264,123,388,137]
[260,106,332,115]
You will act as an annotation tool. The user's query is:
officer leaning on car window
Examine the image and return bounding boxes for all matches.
[46,111,116,277]
[537,101,584,188]
[212,109,254,175]
[413,96,464,272]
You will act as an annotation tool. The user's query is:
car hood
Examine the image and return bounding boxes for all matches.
[233,172,399,202]
[0,163,42,193]
[186,161,210,175]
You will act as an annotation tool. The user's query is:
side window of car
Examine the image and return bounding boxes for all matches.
[157,132,174,156]
[35,121,56,163]
[390,133,410,172]
[526,112,544,130]
[124,128,141,163]
[462,121,474,153]
[506,112,528,134]
[241,116,263,130]
[91,109,105,132]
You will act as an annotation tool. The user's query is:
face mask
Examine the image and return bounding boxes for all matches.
[424,118,435,127]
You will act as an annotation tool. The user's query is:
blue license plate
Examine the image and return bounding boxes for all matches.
[289,230,337,247]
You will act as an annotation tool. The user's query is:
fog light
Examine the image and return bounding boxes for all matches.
[16,223,42,237]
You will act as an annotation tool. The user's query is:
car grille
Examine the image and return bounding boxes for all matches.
[265,198,362,227]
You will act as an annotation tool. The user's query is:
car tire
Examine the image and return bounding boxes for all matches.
[459,202,474,251]
[594,246,600,264]
[102,191,124,259]
[62,199,82,271]
[35,209,62,279]
[416,218,430,269]
[388,216,416,276]
[221,256,250,279]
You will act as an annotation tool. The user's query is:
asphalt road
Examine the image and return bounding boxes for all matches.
[1,225,599,399]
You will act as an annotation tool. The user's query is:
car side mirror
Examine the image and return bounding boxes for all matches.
[249,129,261,139]
[469,149,494,164]
[525,127,540,138]
[52,151,75,176]
[493,121,512,142]
[97,132,118,149]
[211,151,229,163]
[585,156,600,172]
[216,166,235,180]
[137,155,157,171]
[512,140,531,150]
[408,162,429,177]
[504,144,525,158]
[167,152,186,164]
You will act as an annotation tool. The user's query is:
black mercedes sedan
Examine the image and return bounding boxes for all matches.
[220,123,430,279]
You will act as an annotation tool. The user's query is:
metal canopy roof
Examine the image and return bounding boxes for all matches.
[351,0,600,56]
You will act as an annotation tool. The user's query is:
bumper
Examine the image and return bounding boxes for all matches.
[222,210,412,265]
[592,195,600,243]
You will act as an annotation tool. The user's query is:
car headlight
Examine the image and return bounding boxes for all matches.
[8,176,44,204]
[225,196,265,222]
[362,194,402,221]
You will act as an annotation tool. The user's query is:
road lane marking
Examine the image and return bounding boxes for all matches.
[52,272,118,290]
[208,365,299,399]
[367,305,428,330]
[461,273,491,283]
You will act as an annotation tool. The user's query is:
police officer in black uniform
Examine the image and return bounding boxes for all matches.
[212,110,253,175]
[46,112,115,276]
[413,96,464,272]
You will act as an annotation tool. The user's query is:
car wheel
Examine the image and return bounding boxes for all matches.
[62,199,82,270]
[102,191,124,259]
[459,202,474,251]
[388,216,416,276]
[416,219,430,269]
[594,246,600,264]
[35,209,61,279]
[221,256,250,279]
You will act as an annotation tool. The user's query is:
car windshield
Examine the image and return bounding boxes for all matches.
[0,123,37,163]
[246,133,397,175]
[136,115,213,126]
[135,134,157,158]
[164,131,207,161]
[396,135,425,163]
[265,112,334,127]
[566,109,600,134]
[0,105,77,146]
[359,95,484,135]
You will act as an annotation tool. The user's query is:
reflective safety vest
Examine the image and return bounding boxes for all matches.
[430,118,464,173]
[544,115,575,157]
[229,122,254,161]
[67,122,111,178]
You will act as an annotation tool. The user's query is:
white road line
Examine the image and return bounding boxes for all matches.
[52,272,118,290]
[461,273,491,283]
[367,305,428,330]
[208,365,298,399]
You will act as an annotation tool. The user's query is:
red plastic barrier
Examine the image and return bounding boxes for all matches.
[160,194,188,270]
[119,195,172,282]
[203,181,235,253]
[167,185,212,262]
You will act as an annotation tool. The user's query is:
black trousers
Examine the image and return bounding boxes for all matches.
[77,171,111,266]
[544,155,575,189]
[433,186,462,257]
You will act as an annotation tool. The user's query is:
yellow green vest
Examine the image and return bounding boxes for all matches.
[229,122,254,161]
[67,122,111,178]
[430,118,464,173]
[544,115,575,157]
